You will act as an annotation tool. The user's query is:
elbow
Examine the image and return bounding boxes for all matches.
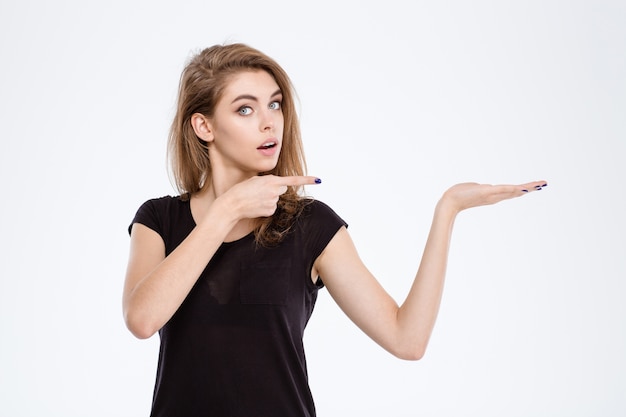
[389,338,428,361]
[128,326,156,340]
[404,350,426,361]
[124,309,159,340]
[395,346,426,361]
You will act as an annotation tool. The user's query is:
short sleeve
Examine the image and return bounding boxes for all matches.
[299,200,347,287]
[128,197,166,238]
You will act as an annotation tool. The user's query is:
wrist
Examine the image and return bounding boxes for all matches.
[435,193,460,220]
[195,194,240,233]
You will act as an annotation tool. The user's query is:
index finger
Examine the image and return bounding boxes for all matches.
[275,175,322,186]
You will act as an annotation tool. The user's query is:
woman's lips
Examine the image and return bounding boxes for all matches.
[257,140,279,156]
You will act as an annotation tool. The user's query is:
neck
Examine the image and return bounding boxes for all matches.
[191,167,259,241]
[198,166,257,201]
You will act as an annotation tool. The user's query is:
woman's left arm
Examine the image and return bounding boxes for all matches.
[315,180,546,360]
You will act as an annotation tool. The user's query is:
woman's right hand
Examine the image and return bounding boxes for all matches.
[218,175,321,219]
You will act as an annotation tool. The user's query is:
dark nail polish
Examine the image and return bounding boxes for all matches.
[315,178,322,184]
[521,189,529,192]
[541,183,548,187]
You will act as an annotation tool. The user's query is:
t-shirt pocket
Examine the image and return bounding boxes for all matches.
[239,260,292,305]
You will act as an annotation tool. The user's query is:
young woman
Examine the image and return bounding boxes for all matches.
[123,43,546,416]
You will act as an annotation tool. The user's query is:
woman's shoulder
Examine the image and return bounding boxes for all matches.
[142,194,184,205]
[129,195,189,235]
[300,198,348,228]
[292,198,348,262]
[136,194,188,212]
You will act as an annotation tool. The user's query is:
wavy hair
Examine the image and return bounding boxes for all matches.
[167,43,309,246]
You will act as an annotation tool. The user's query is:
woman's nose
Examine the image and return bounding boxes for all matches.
[260,111,274,131]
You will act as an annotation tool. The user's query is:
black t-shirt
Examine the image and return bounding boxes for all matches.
[129,196,347,417]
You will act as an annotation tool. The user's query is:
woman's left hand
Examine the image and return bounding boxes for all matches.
[439,180,547,214]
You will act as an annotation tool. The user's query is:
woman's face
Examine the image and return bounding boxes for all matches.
[207,70,284,177]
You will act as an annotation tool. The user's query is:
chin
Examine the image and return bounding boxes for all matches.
[257,162,279,174]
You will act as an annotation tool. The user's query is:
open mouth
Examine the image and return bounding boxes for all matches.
[257,141,277,150]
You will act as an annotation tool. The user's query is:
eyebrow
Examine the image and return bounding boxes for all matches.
[230,89,282,104]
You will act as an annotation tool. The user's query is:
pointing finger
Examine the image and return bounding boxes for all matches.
[276,176,322,186]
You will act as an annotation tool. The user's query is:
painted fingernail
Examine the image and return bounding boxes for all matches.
[541,183,548,187]
[521,189,529,192]
[534,185,542,189]
[315,178,322,184]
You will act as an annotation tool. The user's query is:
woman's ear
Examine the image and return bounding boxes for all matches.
[191,113,214,143]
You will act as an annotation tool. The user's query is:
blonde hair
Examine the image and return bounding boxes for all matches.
[168,43,309,246]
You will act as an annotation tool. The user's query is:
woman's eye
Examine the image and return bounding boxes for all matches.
[238,106,253,116]
[269,101,281,110]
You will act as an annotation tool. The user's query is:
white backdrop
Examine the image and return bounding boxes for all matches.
[1,1,624,416]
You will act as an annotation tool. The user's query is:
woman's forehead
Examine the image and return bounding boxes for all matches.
[222,70,281,100]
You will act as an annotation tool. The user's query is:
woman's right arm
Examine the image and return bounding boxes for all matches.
[122,202,238,339]
[122,175,320,339]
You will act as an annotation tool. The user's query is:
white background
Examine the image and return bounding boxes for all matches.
[1,0,625,416]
